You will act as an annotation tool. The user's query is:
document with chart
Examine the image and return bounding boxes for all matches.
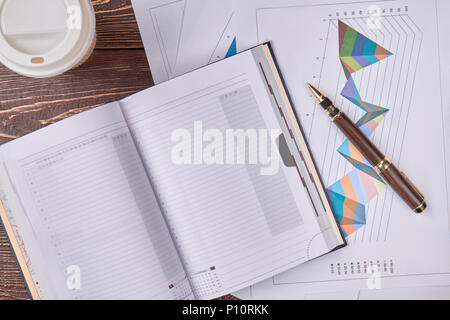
[131,0,237,84]
[173,0,236,76]
[131,0,186,83]
[233,0,450,299]
[0,44,344,299]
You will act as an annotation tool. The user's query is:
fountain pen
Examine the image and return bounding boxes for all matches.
[307,83,426,213]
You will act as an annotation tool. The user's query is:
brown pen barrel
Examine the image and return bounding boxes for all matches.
[378,165,426,213]
[333,112,384,165]
[332,110,426,213]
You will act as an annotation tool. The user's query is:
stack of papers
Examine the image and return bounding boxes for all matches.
[131,0,450,299]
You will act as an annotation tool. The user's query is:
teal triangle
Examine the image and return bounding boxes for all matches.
[225,37,237,58]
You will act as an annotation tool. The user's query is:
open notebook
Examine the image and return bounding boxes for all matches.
[0,43,344,300]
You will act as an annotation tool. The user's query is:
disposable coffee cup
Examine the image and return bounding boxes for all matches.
[0,0,96,78]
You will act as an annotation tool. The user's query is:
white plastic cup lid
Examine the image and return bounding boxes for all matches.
[0,0,96,78]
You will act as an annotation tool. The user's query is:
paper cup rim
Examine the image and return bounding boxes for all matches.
[0,0,96,78]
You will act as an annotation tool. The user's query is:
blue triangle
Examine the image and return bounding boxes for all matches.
[225,37,237,58]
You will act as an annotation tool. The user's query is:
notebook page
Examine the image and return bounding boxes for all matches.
[120,49,331,299]
[0,102,191,299]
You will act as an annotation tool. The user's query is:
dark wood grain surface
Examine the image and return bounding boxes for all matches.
[0,0,235,300]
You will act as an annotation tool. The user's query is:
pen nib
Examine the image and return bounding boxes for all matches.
[307,83,326,103]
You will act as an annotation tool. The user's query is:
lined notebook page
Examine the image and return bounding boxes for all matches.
[0,103,191,299]
[121,50,328,299]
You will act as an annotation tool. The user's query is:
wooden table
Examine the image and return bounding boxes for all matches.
[0,0,234,300]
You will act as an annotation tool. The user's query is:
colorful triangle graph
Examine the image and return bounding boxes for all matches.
[341,77,389,127]
[339,20,392,78]
[327,169,386,237]
[327,21,393,237]
[338,76,388,181]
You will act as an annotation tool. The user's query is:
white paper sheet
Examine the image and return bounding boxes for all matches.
[132,0,186,83]
[437,0,450,230]
[132,0,237,83]
[235,0,389,52]
[236,285,450,299]
[232,0,450,298]
[173,0,236,76]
